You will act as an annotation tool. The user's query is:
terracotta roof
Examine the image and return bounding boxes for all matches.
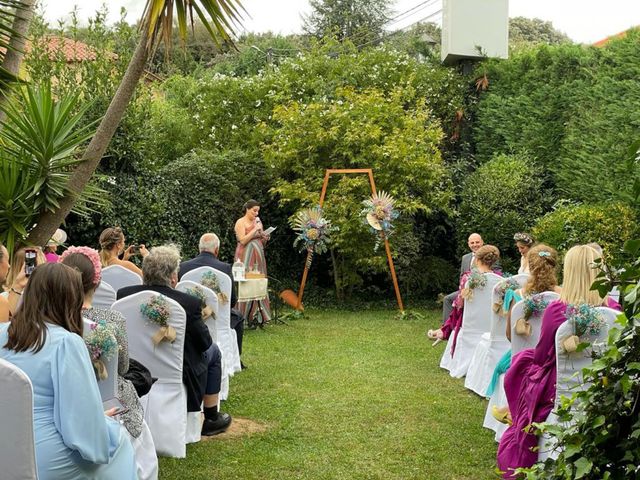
[593,27,637,47]
[1,36,118,62]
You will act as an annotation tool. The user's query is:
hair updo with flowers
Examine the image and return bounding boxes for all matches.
[59,246,102,293]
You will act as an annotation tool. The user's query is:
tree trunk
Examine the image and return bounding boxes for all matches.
[330,248,343,300]
[0,0,37,125]
[26,31,150,247]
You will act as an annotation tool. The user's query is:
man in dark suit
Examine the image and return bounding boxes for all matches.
[118,244,232,436]
[441,233,484,323]
[179,233,245,366]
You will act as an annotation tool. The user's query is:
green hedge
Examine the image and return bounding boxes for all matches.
[457,153,548,273]
[532,201,638,262]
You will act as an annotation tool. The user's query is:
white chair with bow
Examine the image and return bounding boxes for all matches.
[441,272,503,378]
[0,358,38,480]
[93,281,117,310]
[102,265,142,294]
[538,306,620,461]
[176,280,230,401]
[112,291,190,458]
[464,275,528,396]
[483,292,560,441]
[181,267,241,375]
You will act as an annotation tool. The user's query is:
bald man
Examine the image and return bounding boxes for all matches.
[441,233,484,323]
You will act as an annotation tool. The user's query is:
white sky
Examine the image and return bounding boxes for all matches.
[40,0,640,44]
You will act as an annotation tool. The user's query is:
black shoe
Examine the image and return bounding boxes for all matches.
[201,413,232,436]
[241,362,248,370]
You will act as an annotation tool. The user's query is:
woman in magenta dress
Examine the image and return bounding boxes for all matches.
[497,245,621,478]
[428,245,502,354]
[234,199,271,323]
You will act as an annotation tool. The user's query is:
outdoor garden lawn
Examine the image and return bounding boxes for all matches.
[159,308,498,479]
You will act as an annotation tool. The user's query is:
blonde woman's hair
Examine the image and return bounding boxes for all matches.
[475,245,500,268]
[98,227,124,267]
[560,245,605,306]
[524,244,559,295]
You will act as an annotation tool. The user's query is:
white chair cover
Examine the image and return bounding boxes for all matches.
[538,306,620,461]
[94,281,117,310]
[176,280,230,401]
[0,358,38,480]
[82,318,118,402]
[483,292,560,439]
[102,265,142,294]
[112,291,188,458]
[440,273,502,378]
[128,420,158,480]
[464,276,526,395]
[181,267,242,375]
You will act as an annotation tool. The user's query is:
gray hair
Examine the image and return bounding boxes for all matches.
[199,233,220,253]
[142,244,181,286]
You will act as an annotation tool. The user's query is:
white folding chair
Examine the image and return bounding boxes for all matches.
[94,281,117,310]
[82,318,118,402]
[483,292,560,440]
[464,275,527,395]
[0,358,38,480]
[128,420,159,480]
[112,291,189,458]
[102,265,142,294]
[181,267,242,375]
[440,273,502,378]
[538,306,620,461]
[176,280,230,401]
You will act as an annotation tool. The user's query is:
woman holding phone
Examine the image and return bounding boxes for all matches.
[0,263,137,479]
[1,247,46,321]
[98,226,148,276]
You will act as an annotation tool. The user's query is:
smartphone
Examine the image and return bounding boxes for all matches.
[103,397,129,416]
[24,249,37,276]
[132,245,140,254]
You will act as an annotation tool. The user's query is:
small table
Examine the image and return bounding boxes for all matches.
[238,278,269,328]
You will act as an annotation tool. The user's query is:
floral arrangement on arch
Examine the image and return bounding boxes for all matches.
[361,190,399,250]
[201,271,228,305]
[460,268,487,302]
[493,277,521,313]
[140,294,176,345]
[84,320,120,380]
[514,294,550,337]
[185,285,215,320]
[292,206,337,268]
[561,303,607,353]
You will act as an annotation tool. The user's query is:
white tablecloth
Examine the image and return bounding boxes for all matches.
[238,278,268,302]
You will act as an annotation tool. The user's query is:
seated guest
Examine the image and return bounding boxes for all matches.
[99,226,148,276]
[497,245,620,478]
[513,232,535,274]
[118,245,232,435]
[43,228,67,263]
[428,245,502,351]
[1,246,46,321]
[0,263,137,479]
[0,242,10,321]
[179,233,245,366]
[60,247,146,440]
[487,244,562,400]
[440,233,484,324]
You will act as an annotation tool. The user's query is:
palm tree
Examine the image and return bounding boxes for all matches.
[0,0,37,100]
[26,0,243,246]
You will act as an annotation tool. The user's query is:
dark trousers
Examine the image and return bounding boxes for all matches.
[442,291,457,323]
[204,343,222,395]
[231,308,244,356]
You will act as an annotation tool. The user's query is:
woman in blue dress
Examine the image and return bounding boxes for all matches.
[0,262,137,480]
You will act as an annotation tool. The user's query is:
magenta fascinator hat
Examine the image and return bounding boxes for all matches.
[59,246,102,285]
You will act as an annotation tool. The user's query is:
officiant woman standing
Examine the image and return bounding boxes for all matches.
[235,199,271,323]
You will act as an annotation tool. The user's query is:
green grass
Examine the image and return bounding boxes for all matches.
[159,309,498,479]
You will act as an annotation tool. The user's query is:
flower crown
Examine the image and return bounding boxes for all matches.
[513,232,534,245]
[59,246,102,285]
